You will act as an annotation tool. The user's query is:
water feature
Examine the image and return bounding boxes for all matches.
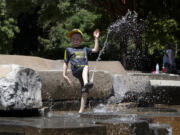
[0,10,180,135]
[88,10,180,135]
[91,10,144,82]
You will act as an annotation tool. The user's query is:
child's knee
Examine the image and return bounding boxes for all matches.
[84,65,89,70]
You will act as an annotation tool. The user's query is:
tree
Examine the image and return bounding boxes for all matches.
[39,8,100,59]
[88,0,142,68]
[139,0,180,69]
[90,0,130,20]
[0,0,19,53]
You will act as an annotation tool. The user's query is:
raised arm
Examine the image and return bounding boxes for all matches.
[92,29,100,53]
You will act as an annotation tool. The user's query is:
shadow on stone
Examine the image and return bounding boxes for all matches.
[0,109,40,117]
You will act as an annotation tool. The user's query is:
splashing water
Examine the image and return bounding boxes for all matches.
[46,92,54,117]
[90,10,143,82]
[90,29,110,82]
[168,127,172,135]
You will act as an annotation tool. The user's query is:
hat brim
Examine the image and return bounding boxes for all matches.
[67,30,83,38]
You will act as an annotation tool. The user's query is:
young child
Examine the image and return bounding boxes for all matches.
[63,29,100,113]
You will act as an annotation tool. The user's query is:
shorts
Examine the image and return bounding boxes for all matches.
[72,66,84,88]
[72,66,89,93]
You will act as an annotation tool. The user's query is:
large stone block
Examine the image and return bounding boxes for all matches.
[100,120,150,135]
[0,55,126,75]
[0,55,61,71]
[110,74,150,103]
[151,80,180,104]
[128,72,180,80]
[0,115,106,135]
[39,70,113,101]
[88,61,126,75]
[111,73,180,105]
[0,55,125,110]
[149,124,172,135]
[0,65,42,110]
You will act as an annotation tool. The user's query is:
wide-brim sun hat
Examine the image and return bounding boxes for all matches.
[67,29,83,38]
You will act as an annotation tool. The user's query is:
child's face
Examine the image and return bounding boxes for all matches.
[70,33,82,47]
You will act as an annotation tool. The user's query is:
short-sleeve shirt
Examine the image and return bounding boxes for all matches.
[163,49,175,65]
[64,46,92,72]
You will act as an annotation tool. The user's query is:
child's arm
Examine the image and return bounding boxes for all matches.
[63,62,72,85]
[92,29,100,53]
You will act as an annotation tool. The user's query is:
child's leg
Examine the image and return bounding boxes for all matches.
[82,65,89,85]
[79,65,94,113]
[79,92,88,113]
[72,67,89,113]
[78,66,88,113]
[82,66,93,89]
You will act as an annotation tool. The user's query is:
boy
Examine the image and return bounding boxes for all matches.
[63,29,100,113]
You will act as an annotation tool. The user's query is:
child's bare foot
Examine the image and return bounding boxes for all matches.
[78,109,84,113]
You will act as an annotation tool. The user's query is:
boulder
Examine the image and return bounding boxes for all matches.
[0,65,42,110]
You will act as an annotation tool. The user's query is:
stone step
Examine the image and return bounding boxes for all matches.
[150,80,180,104]
[0,125,25,135]
[39,70,113,101]
[0,109,40,117]
[150,80,180,87]
[0,116,106,135]
[0,132,24,135]
[149,123,172,135]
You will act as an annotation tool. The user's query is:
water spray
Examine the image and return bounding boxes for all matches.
[90,10,142,83]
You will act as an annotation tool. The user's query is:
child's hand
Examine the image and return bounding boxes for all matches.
[93,29,100,38]
[63,75,72,85]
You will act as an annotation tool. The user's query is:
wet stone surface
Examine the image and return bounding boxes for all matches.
[80,112,153,135]
[0,108,179,135]
[80,112,153,123]
[95,119,150,135]
[149,123,172,135]
[0,111,156,135]
[0,114,106,135]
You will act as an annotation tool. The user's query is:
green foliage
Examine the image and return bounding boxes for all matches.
[6,0,37,17]
[63,9,100,47]
[0,0,180,70]
[39,5,101,58]
[0,0,19,53]
[144,14,179,56]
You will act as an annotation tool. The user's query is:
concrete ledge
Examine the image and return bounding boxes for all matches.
[111,74,180,106]
[39,70,113,101]
[0,117,106,135]
[150,80,180,87]
[0,55,126,75]
[128,72,180,80]
[88,61,126,75]
[150,80,180,104]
